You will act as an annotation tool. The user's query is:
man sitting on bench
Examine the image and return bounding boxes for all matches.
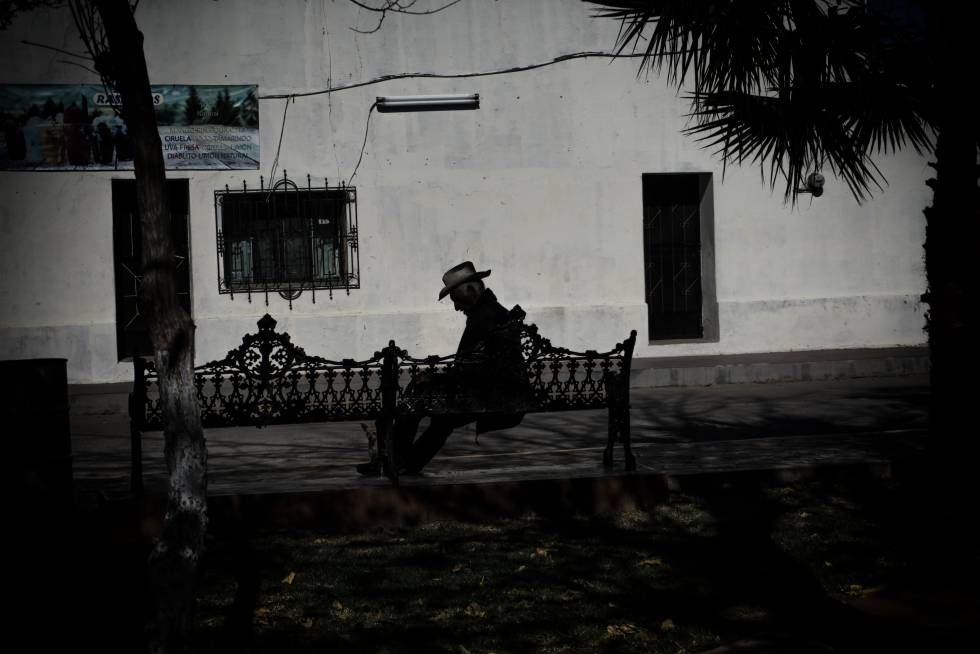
[357,261,529,476]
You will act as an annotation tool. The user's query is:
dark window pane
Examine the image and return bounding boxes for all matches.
[642,174,704,340]
[230,239,252,283]
[255,231,277,282]
[282,234,308,281]
[112,179,191,360]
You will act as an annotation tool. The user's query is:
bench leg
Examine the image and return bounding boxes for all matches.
[621,408,636,472]
[377,416,399,485]
[606,404,635,471]
[604,407,616,468]
[130,421,143,496]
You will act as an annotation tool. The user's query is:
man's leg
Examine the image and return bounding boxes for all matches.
[357,414,425,476]
[403,414,474,473]
[392,413,425,467]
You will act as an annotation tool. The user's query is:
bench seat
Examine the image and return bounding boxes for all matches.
[130,310,636,489]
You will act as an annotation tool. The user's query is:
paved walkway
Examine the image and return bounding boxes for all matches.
[70,375,929,500]
[63,373,978,652]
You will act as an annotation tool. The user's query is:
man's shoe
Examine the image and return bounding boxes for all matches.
[397,465,424,477]
[356,460,381,476]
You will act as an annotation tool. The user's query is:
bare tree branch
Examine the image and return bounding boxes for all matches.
[20,38,91,59]
[67,0,117,111]
[350,0,462,16]
[352,8,385,34]
[67,0,105,70]
[349,0,463,33]
[57,58,99,75]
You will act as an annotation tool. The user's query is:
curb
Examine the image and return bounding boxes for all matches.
[631,347,929,387]
[103,458,911,537]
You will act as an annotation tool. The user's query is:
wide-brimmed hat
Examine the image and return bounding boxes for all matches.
[438,261,491,300]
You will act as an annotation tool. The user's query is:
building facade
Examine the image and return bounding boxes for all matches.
[0,0,928,384]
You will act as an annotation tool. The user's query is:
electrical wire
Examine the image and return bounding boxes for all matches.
[348,102,377,186]
[266,96,292,190]
[258,51,648,100]
[256,52,649,188]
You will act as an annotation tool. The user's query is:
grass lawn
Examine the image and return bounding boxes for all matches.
[190,473,979,653]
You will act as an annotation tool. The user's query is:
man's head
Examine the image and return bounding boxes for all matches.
[439,261,491,311]
[449,279,485,311]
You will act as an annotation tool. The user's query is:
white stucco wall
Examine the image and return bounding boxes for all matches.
[0,0,928,383]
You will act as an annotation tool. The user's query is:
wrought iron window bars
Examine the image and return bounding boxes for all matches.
[215,171,359,308]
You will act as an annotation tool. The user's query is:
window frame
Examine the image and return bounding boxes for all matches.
[642,172,719,344]
[214,177,360,304]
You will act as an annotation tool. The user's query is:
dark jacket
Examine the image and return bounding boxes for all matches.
[457,288,512,354]
[454,288,529,433]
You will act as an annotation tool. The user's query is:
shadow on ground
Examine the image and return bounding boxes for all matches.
[182,470,977,654]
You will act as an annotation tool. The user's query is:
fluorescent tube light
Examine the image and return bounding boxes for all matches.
[376,93,480,113]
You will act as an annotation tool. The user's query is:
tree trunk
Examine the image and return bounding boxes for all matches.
[923,6,978,504]
[92,2,208,652]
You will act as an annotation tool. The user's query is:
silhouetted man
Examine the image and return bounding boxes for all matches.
[358,261,528,476]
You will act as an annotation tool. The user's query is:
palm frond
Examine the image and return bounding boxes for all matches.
[585,1,782,101]
[832,80,933,155]
[586,0,935,203]
[685,89,887,203]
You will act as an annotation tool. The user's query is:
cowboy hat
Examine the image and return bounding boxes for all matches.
[438,261,491,300]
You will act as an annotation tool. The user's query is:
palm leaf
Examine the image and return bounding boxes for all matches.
[586,0,935,203]
[585,1,783,102]
[685,89,885,202]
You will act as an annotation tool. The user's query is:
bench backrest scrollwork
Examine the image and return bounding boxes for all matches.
[135,314,387,430]
[133,311,637,431]
[514,309,636,411]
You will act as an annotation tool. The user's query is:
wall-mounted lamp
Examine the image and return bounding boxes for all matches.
[799,171,825,197]
[376,93,480,113]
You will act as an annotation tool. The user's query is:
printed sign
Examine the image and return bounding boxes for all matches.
[0,84,259,170]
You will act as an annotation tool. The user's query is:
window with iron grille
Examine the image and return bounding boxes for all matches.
[215,177,359,304]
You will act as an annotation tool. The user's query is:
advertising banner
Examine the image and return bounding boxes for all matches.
[0,84,259,170]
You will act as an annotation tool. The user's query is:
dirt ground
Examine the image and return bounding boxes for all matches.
[13,468,978,653]
[189,472,979,653]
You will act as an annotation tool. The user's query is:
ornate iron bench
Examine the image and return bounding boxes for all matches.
[129,310,637,491]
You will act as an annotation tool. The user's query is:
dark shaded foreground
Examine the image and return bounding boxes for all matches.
[13,466,978,653]
[192,470,975,654]
[14,491,151,652]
